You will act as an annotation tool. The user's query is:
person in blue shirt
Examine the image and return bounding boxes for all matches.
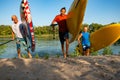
[78,26,90,56]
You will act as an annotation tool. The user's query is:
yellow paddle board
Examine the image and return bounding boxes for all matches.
[90,24,120,51]
[67,0,88,43]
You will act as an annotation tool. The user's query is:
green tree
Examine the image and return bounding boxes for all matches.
[89,23,104,33]
[0,25,12,35]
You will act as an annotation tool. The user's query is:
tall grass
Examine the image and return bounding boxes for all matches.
[73,45,113,56]
[102,46,113,55]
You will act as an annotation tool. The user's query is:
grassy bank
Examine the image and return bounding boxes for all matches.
[0,35,12,38]
[0,34,59,38]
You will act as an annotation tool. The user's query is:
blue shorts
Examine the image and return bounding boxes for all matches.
[82,45,90,51]
[16,38,29,51]
[59,32,69,45]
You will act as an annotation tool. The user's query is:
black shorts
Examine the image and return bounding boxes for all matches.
[59,32,69,44]
[82,45,90,51]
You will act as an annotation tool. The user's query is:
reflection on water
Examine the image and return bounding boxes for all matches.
[31,39,78,57]
[0,38,77,58]
[0,38,120,58]
[0,45,6,55]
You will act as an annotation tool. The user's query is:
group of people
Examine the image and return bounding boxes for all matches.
[11,7,90,58]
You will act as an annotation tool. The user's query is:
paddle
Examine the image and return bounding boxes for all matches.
[0,40,14,46]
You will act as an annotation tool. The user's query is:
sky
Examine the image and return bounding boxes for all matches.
[0,0,120,26]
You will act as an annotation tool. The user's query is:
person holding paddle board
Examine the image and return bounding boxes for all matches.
[11,15,32,58]
[78,26,90,56]
[51,7,69,58]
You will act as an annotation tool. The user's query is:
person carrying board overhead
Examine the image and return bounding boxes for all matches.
[11,15,32,58]
[51,7,69,58]
[78,26,91,56]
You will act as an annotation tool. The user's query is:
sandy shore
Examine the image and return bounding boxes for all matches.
[0,56,120,80]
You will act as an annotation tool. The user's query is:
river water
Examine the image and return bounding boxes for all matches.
[0,38,119,58]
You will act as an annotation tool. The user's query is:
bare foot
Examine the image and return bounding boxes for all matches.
[28,54,32,58]
[63,53,67,59]
[18,54,22,59]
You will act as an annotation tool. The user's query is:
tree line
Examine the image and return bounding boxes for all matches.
[0,22,119,36]
[0,22,120,44]
[0,25,59,36]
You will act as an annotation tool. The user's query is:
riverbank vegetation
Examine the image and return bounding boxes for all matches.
[0,22,119,35]
[0,22,119,43]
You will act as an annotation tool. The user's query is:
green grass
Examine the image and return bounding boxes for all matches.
[44,53,49,59]
[56,54,60,58]
[70,53,78,58]
[91,51,98,56]
[91,48,99,56]
[102,46,113,55]
[21,54,28,58]
[34,53,40,59]
[73,45,114,56]
[0,35,12,38]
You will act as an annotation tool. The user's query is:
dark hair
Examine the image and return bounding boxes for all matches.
[84,26,89,28]
[60,7,66,12]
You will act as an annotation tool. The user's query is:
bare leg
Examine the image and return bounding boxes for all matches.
[17,49,21,58]
[86,49,90,56]
[27,51,32,58]
[83,51,86,56]
[66,39,69,57]
[61,44,66,58]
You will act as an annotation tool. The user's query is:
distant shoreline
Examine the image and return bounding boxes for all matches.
[0,34,59,38]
